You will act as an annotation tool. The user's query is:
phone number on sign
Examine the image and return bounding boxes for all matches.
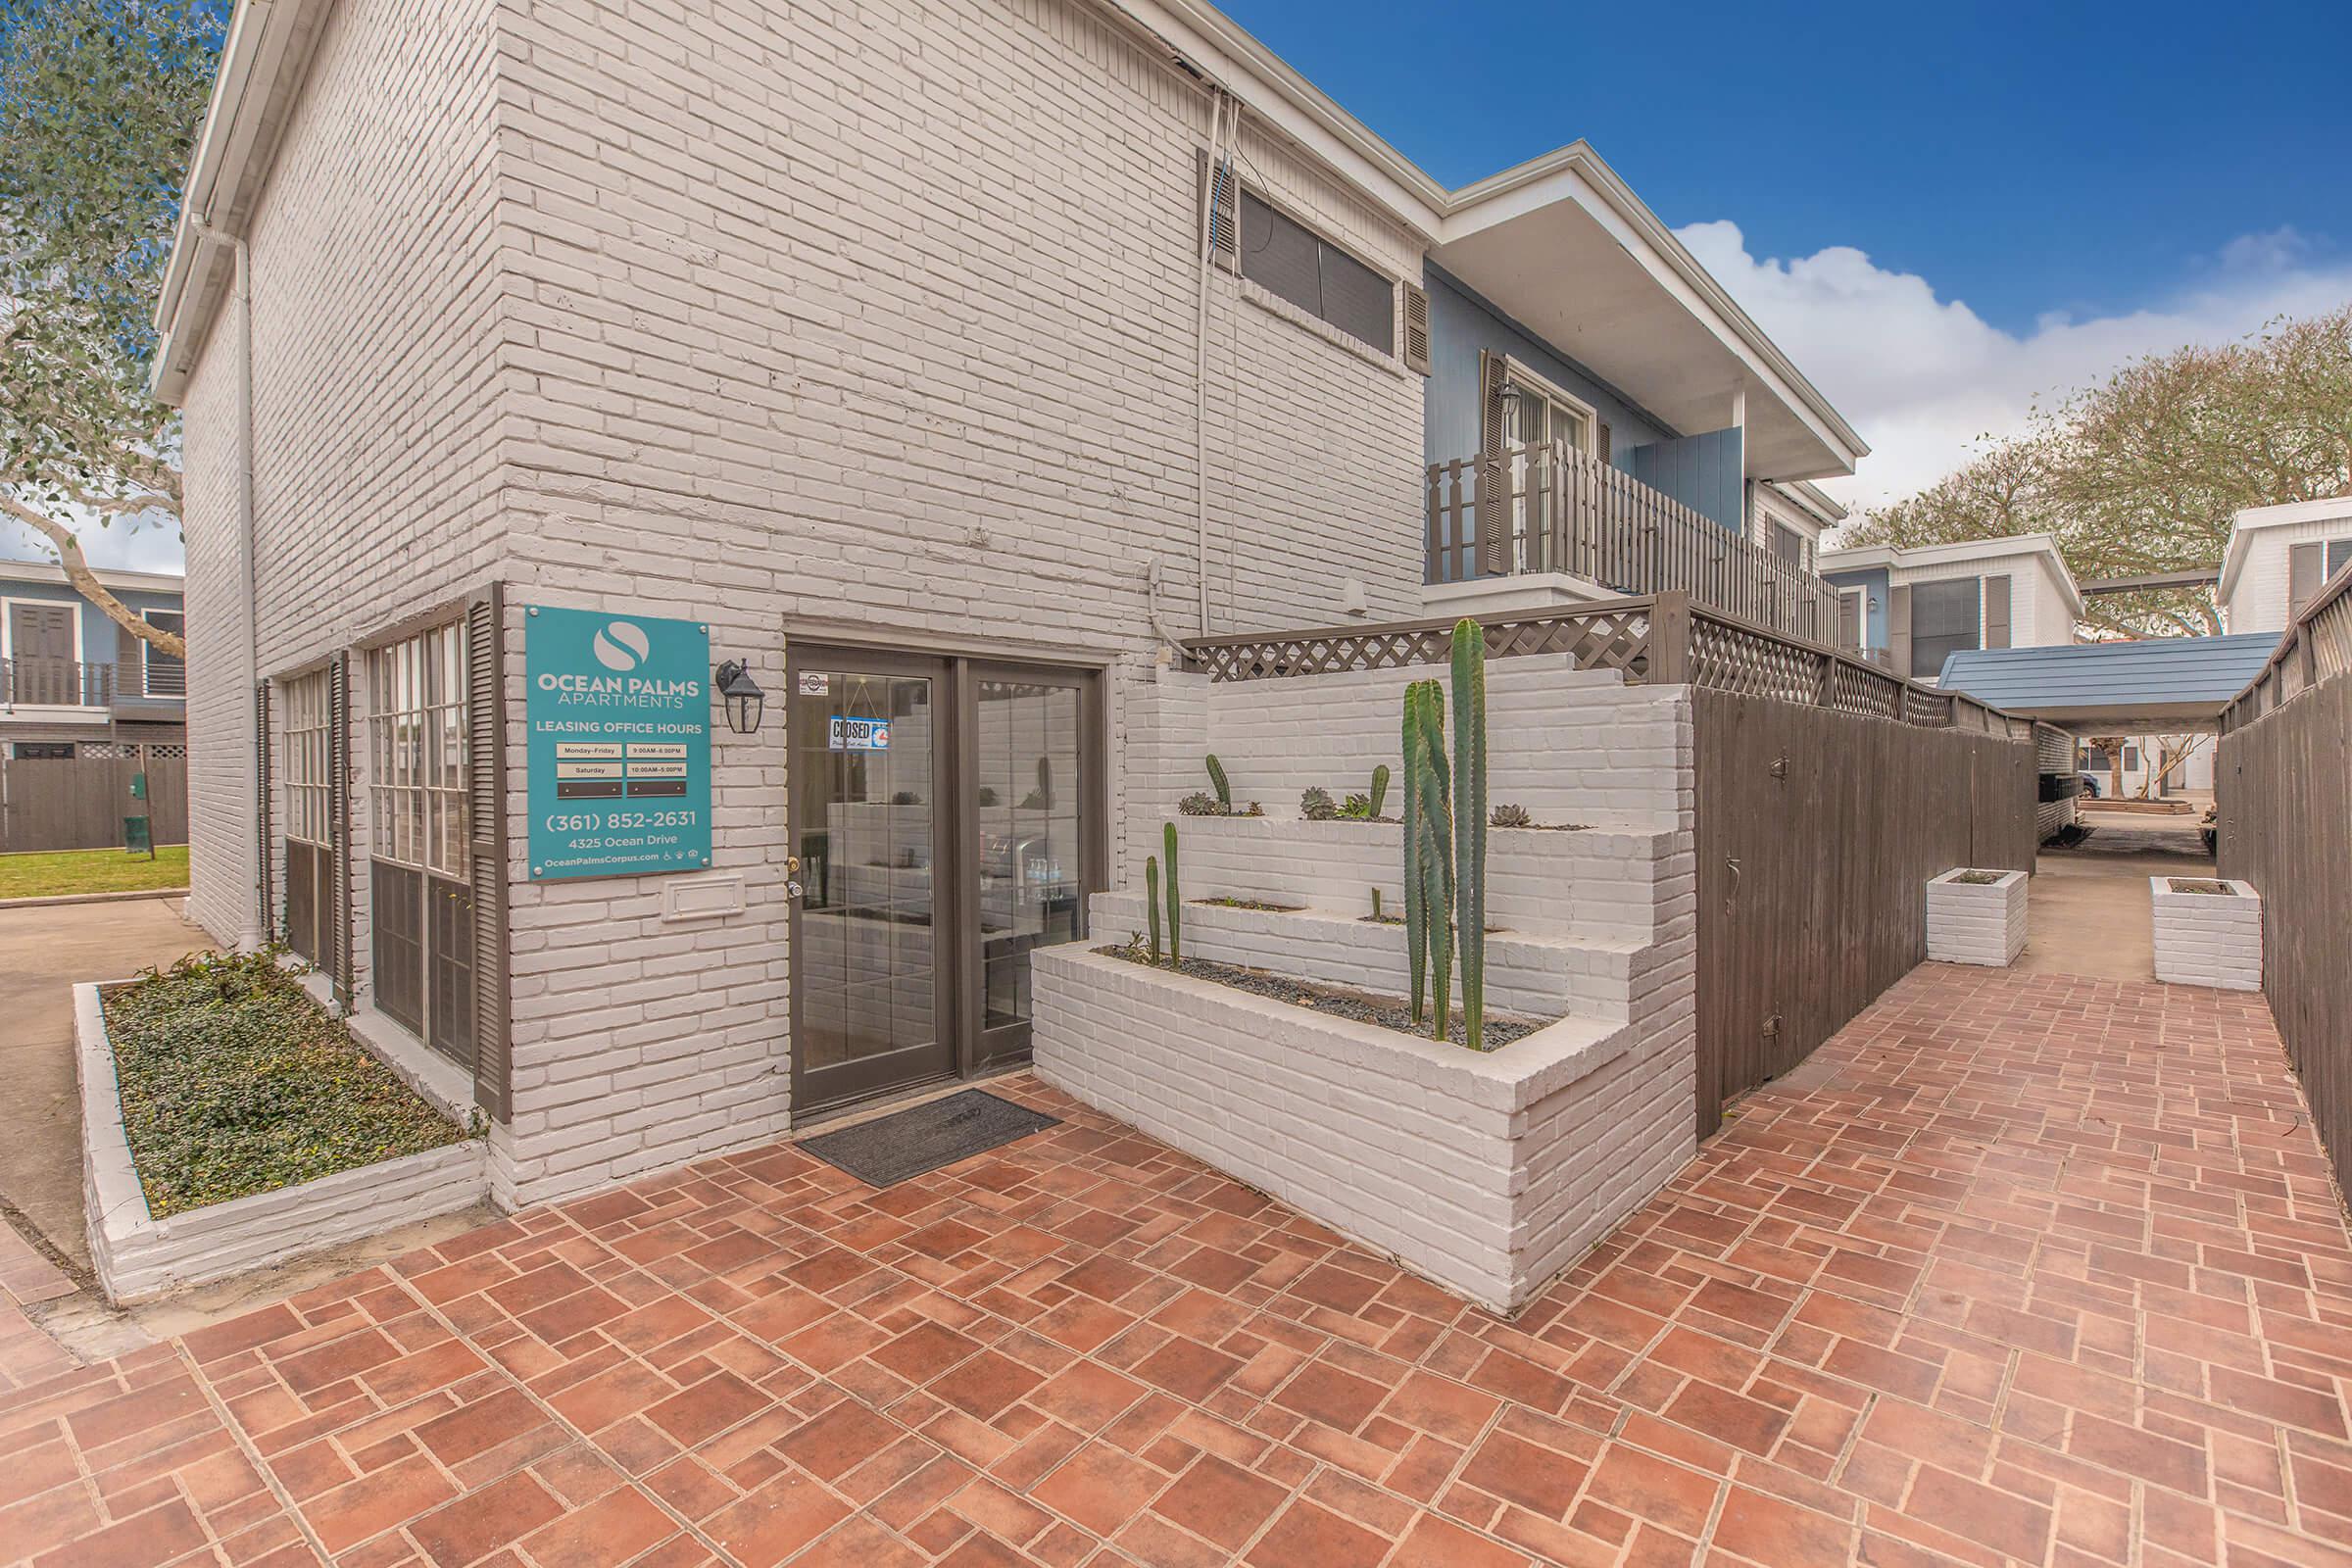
[543,809,700,833]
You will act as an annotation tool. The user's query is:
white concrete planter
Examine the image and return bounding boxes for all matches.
[1032,946,1694,1314]
[1925,868,2029,967]
[75,981,489,1305]
[2150,877,2263,991]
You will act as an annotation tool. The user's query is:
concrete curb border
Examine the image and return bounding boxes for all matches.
[0,887,190,911]
[74,979,489,1305]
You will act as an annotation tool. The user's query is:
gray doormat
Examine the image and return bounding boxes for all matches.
[801,1089,1060,1188]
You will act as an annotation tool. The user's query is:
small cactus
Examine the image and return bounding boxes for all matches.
[1205,755,1231,810]
[1145,857,1162,962]
[1490,803,1532,829]
[1300,786,1338,821]
[1164,822,1181,965]
[1370,886,1383,920]
[1368,763,1390,818]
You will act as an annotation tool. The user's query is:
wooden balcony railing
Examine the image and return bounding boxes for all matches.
[1425,442,1843,646]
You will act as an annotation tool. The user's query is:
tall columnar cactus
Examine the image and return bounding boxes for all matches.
[1163,821,1182,965]
[1400,683,1430,1025]
[1417,684,1455,1041]
[1145,856,1162,963]
[1205,755,1231,811]
[1368,763,1390,818]
[1450,618,1489,1051]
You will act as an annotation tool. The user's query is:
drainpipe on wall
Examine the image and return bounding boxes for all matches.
[1193,88,1235,638]
[195,220,264,948]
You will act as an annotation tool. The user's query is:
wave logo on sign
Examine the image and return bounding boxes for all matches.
[592,619,653,673]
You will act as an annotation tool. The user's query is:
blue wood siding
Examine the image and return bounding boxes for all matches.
[1622,427,1744,535]
[1822,565,1891,651]
[0,576,183,667]
[1422,268,1672,466]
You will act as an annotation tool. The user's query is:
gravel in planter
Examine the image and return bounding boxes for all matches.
[1100,947,1541,1050]
[2169,878,2234,895]
[101,951,468,1217]
[1950,869,2008,885]
[1196,897,1305,912]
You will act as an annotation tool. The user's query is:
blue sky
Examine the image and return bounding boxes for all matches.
[1225,0,2350,335]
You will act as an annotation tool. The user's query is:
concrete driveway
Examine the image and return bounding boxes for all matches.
[0,897,210,1276]
[2020,809,2215,982]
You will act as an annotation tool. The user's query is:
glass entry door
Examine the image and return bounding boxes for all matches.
[788,648,1102,1119]
[788,652,955,1114]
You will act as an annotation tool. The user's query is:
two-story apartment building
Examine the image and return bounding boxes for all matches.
[2219,496,2352,637]
[0,560,187,756]
[1817,533,2082,682]
[157,0,1865,1206]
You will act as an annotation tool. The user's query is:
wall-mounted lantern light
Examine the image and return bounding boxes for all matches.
[713,660,765,735]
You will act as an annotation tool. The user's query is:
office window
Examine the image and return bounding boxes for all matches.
[1909,577,1982,679]
[282,668,337,975]
[1237,191,1395,355]
[368,622,473,1064]
[140,612,186,696]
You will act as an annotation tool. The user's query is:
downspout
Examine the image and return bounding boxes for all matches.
[195,220,263,946]
[1194,88,1234,638]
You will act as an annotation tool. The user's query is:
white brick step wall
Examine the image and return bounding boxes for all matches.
[1091,892,1642,1021]
[1165,813,1678,944]
[1158,656,1686,835]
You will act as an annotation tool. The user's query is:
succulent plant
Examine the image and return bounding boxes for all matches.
[1177,791,1221,816]
[1490,803,1531,829]
[1339,793,1372,819]
[1299,786,1338,821]
[1368,763,1391,818]
[1206,755,1231,810]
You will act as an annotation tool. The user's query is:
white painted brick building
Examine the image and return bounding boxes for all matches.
[156,0,1861,1211]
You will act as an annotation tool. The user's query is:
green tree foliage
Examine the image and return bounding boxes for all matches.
[1843,307,2352,640]
[1,0,223,654]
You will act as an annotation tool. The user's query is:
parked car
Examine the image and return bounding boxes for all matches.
[2077,771,2103,799]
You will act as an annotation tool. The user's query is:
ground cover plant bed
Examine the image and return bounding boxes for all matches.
[1100,945,1539,1050]
[101,951,466,1216]
[2170,878,2234,895]
[1951,868,2007,885]
[1195,896,1304,911]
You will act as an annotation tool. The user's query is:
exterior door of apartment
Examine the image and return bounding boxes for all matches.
[6,603,78,706]
[786,647,1102,1119]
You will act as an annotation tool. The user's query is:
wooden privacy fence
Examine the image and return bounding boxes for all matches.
[2219,563,2352,1194]
[0,752,188,855]
[1187,592,2039,1137]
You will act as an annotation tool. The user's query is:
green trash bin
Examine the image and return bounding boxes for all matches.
[123,814,154,857]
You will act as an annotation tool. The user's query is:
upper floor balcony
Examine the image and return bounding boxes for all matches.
[1,656,185,720]
[1423,441,1843,646]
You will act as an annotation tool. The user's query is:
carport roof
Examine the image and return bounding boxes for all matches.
[1937,634,2280,730]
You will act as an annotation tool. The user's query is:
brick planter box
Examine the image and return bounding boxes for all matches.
[75,981,489,1305]
[1925,868,2029,967]
[1031,946,1692,1314]
[2150,877,2263,991]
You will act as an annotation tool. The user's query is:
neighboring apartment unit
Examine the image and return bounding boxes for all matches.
[1817,533,2082,683]
[0,560,187,756]
[2219,496,2352,637]
[156,0,1863,1205]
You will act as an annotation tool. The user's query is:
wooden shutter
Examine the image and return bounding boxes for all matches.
[1474,352,1508,576]
[327,654,353,1003]
[1597,420,1611,465]
[254,683,274,939]
[1888,584,1912,677]
[2290,541,2324,619]
[1400,281,1432,375]
[1984,574,2012,648]
[465,588,511,1121]
[1198,148,1236,267]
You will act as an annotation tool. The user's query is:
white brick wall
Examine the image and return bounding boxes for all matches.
[2150,877,2263,991]
[1034,946,1689,1312]
[178,0,1442,1208]
[1924,869,2028,967]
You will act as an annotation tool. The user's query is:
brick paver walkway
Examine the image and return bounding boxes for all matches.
[4,965,2348,1566]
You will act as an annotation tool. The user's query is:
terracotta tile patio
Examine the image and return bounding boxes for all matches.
[5,963,2350,1566]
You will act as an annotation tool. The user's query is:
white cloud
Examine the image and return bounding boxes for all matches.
[1677,220,2352,516]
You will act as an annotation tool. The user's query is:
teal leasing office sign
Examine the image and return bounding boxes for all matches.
[525,606,712,881]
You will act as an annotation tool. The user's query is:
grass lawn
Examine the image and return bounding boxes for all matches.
[0,843,189,900]
[103,952,467,1216]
